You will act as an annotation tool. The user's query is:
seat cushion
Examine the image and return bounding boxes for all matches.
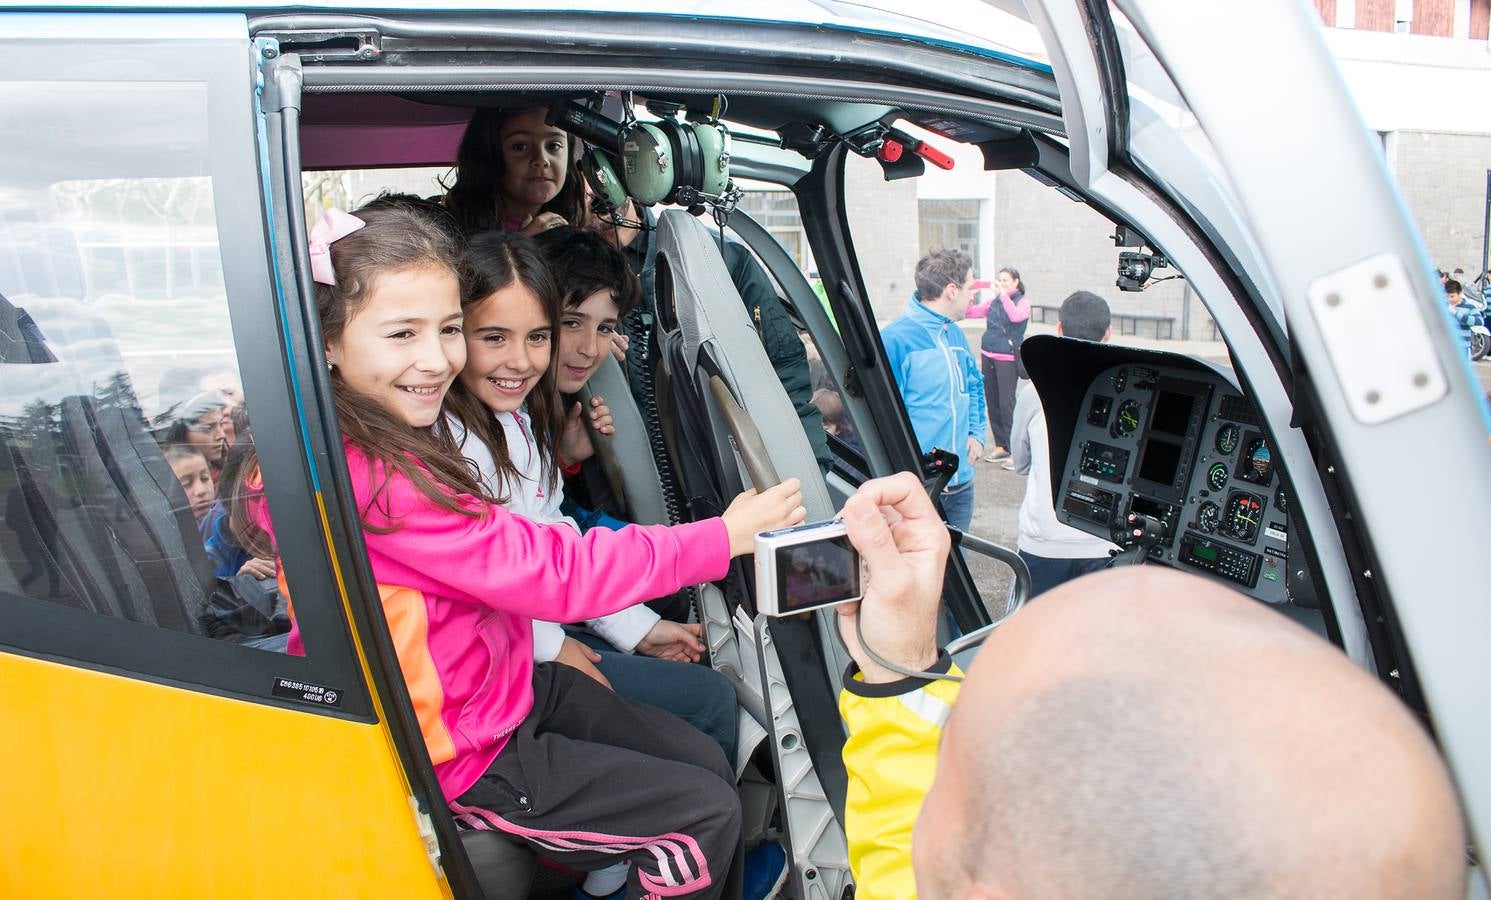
[458,829,536,900]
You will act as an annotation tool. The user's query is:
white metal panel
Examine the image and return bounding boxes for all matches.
[1114,0,1491,876]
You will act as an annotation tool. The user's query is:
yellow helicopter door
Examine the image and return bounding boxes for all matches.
[0,14,453,899]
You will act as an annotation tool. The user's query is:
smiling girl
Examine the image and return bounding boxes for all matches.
[443,107,587,236]
[277,201,804,898]
[443,229,741,772]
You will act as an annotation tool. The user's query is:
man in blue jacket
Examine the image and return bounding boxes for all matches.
[880,248,986,529]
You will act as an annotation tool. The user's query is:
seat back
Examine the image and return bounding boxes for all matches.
[0,290,214,633]
[650,210,855,897]
[578,356,669,526]
[653,210,834,519]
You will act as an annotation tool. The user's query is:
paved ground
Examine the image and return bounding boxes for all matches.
[957,325,1491,614]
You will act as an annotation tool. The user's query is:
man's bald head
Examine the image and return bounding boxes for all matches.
[912,567,1464,900]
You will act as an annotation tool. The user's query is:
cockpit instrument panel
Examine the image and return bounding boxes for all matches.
[1054,362,1293,603]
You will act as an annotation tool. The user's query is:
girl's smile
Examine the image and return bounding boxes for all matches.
[325,265,465,429]
[461,281,553,414]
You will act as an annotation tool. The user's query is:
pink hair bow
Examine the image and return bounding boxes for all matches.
[309,208,366,286]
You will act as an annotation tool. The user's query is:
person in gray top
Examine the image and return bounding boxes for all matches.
[1008,290,1118,597]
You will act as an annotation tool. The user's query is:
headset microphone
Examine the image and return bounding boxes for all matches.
[546,99,624,151]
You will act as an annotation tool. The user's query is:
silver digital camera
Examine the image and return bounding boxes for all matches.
[754,519,862,617]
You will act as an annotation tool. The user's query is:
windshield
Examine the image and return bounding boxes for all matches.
[1109,3,1284,330]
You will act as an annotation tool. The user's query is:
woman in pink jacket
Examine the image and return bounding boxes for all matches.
[967,267,1029,464]
[279,199,804,899]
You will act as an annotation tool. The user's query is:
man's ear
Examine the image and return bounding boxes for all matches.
[1102,325,1113,343]
[1056,322,1065,337]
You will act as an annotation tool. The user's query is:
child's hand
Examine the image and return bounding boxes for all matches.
[722,478,807,557]
[555,636,613,690]
[558,397,613,465]
[237,557,277,580]
[520,211,568,236]
[609,332,631,363]
[636,621,705,662]
[585,396,615,436]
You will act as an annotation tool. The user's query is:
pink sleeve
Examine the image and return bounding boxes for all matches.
[999,291,1031,324]
[348,448,729,624]
[965,296,993,319]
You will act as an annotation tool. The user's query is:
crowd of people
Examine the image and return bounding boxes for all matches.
[143,102,1467,898]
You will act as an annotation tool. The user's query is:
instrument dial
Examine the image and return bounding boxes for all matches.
[1242,437,1274,485]
[1215,423,1241,456]
[1195,501,1220,534]
[1111,398,1142,438]
[1206,462,1229,492]
[1223,492,1264,544]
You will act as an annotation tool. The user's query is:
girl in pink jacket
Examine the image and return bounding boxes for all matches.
[287,198,803,898]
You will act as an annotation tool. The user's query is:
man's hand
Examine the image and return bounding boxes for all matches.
[558,397,615,465]
[966,437,984,467]
[237,557,277,580]
[837,472,950,684]
[636,620,705,663]
[555,636,613,690]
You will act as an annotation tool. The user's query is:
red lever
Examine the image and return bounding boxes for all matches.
[913,141,955,170]
[878,139,904,163]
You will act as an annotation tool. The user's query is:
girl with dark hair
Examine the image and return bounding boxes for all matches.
[442,107,589,236]
[974,266,1030,464]
[275,202,803,898]
[161,390,234,481]
[448,230,755,896]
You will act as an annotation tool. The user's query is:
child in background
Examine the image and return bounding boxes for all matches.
[443,107,588,236]
[200,442,277,581]
[533,225,640,532]
[1446,278,1466,309]
[279,201,803,899]
[167,391,236,479]
[165,444,215,522]
[811,387,859,453]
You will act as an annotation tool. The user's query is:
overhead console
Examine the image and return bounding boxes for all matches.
[1023,335,1297,605]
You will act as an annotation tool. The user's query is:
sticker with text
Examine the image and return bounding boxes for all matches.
[272,677,343,708]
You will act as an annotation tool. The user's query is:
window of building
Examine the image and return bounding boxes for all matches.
[918,198,982,271]
[737,188,815,274]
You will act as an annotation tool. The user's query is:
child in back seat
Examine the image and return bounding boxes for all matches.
[530,225,639,532]
[261,200,805,899]
[442,229,741,768]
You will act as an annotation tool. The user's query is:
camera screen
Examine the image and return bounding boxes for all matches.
[774,536,860,613]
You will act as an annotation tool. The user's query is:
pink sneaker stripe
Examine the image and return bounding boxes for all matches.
[446,802,711,892]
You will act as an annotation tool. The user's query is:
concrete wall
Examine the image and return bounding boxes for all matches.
[992,170,1213,339]
[1390,130,1490,276]
[842,153,922,321]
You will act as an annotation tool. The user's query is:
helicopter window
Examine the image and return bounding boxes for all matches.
[0,80,295,649]
[0,67,370,716]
